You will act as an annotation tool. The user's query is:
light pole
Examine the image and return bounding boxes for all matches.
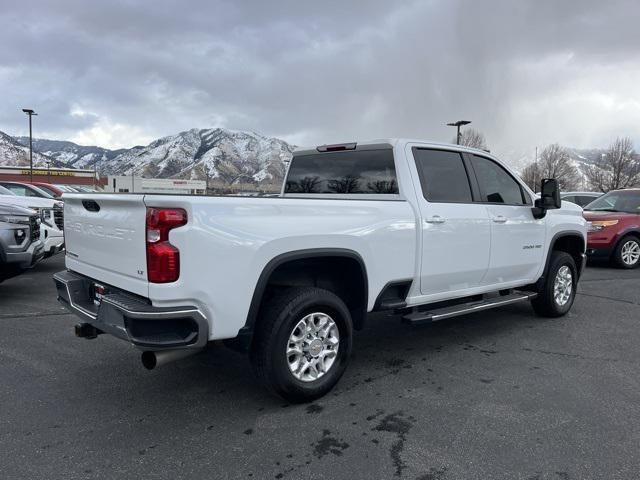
[46,161,51,183]
[22,109,37,181]
[534,146,538,193]
[446,120,471,145]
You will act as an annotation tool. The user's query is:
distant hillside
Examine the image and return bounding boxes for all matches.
[3,127,617,189]
[10,127,295,188]
[15,137,125,170]
[0,131,59,167]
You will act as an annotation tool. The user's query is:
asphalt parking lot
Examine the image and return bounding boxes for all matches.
[1,255,639,480]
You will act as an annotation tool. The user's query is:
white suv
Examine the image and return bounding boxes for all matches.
[0,185,64,257]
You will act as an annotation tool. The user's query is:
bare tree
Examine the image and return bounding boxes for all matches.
[536,144,580,190]
[519,144,580,191]
[455,128,488,150]
[584,137,640,192]
[521,162,539,191]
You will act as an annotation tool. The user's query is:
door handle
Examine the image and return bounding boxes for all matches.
[425,215,446,224]
[492,215,507,223]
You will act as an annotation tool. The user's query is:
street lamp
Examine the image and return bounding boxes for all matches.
[446,120,471,145]
[22,109,38,182]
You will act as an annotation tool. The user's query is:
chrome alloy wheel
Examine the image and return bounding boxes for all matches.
[286,312,339,382]
[553,265,573,306]
[621,240,640,266]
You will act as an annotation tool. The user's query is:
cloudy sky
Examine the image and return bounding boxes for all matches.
[1,0,639,158]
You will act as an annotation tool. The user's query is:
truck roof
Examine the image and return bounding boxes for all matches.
[293,139,493,156]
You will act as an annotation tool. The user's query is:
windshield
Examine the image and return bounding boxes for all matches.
[584,191,640,213]
[29,184,56,198]
[0,185,15,195]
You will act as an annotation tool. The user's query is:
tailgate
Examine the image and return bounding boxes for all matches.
[64,194,149,297]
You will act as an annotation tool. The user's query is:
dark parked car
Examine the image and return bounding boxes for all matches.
[561,191,602,207]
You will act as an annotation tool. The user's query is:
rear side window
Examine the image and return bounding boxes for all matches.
[470,155,526,205]
[284,149,398,194]
[412,148,473,203]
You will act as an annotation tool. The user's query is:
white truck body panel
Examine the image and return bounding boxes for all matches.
[64,195,149,297]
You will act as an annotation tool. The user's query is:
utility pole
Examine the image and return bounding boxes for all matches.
[46,161,51,183]
[446,120,471,145]
[534,146,538,193]
[22,109,37,182]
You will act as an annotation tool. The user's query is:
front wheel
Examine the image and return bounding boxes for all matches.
[613,235,640,269]
[250,287,353,403]
[532,251,577,317]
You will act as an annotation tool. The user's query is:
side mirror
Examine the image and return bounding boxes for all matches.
[532,178,561,219]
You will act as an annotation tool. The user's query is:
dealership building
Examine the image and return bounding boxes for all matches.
[0,165,106,188]
[106,176,206,194]
[0,166,206,195]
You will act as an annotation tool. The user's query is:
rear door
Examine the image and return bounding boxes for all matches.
[467,154,545,285]
[64,195,149,296]
[408,146,491,296]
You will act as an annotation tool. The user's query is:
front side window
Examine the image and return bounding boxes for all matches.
[471,155,526,205]
[284,149,398,194]
[412,148,473,203]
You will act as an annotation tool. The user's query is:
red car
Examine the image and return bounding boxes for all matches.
[29,182,65,198]
[583,188,640,268]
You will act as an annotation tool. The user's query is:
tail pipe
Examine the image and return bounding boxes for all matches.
[141,348,202,370]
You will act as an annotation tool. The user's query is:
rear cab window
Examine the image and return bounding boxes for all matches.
[284,147,399,196]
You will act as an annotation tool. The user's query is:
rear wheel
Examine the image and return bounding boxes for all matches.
[532,251,577,317]
[250,287,353,403]
[613,235,640,269]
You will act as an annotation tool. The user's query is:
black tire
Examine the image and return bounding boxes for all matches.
[532,251,577,318]
[250,287,353,403]
[612,235,640,269]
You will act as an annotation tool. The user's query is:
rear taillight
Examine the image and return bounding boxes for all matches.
[146,207,187,283]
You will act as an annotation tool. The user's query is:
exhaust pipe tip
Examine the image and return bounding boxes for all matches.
[141,351,158,370]
[141,348,203,370]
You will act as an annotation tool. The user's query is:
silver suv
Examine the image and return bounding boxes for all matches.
[0,203,44,283]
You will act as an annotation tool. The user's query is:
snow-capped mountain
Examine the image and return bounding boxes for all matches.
[495,146,607,174]
[0,131,59,167]
[15,137,125,170]
[5,128,296,187]
[102,128,295,185]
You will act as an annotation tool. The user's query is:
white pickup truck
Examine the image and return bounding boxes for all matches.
[54,139,587,402]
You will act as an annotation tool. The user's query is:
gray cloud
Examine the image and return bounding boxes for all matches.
[1,0,639,158]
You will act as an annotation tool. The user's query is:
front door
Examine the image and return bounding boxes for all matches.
[468,154,546,284]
